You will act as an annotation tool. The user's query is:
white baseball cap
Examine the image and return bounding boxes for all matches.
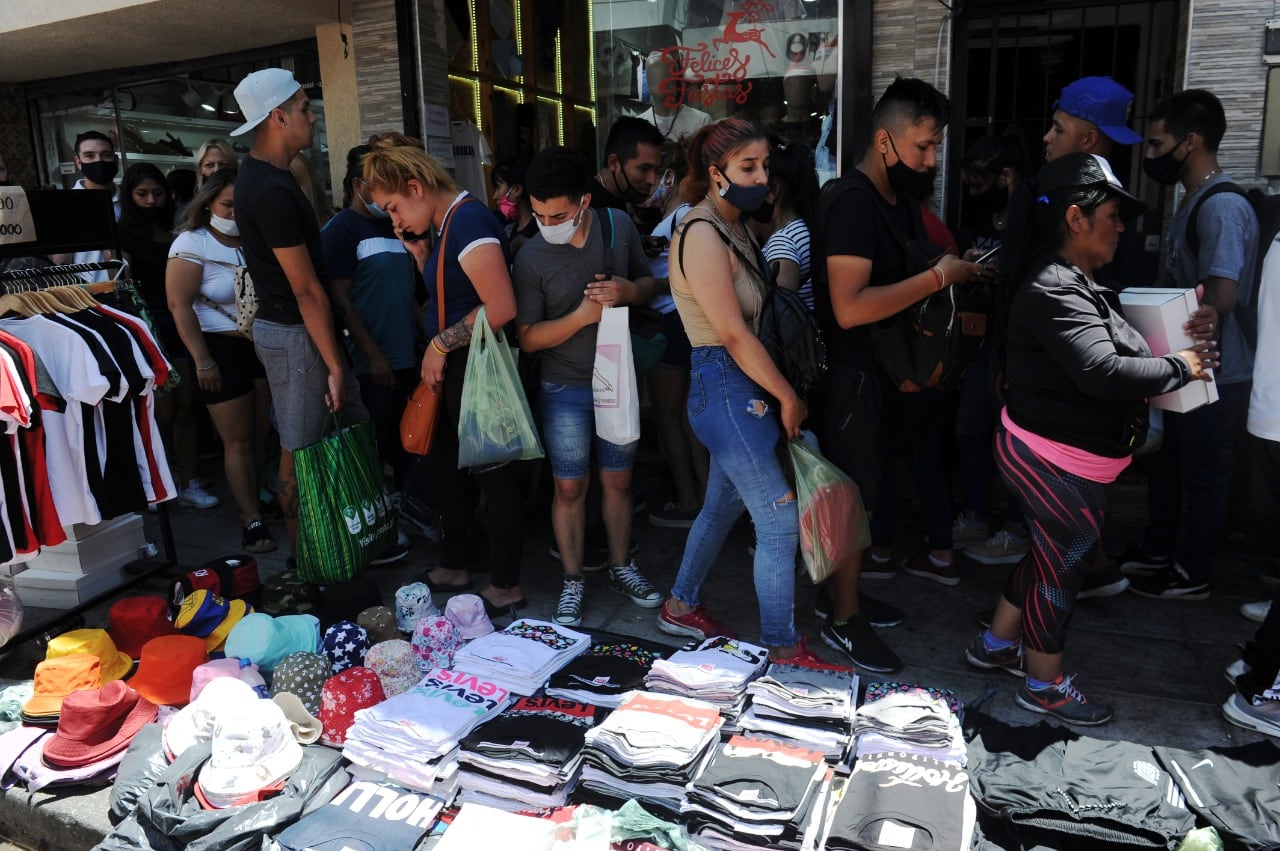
[230,68,302,137]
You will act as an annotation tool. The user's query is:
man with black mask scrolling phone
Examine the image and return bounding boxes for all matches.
[814,77,986,673]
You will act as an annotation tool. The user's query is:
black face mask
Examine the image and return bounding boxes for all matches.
[1142,137,1188,185]
[967,181,1007,215]
[884,134,937,200]
[749,199,776,224]
[80,159,118,186]
[613,164,650,205]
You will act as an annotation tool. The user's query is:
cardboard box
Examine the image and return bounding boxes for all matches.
[13,566,124,609]
[1119,287,1219,413]
[28,514,145,575]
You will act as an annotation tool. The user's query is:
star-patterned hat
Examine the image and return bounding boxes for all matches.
[317,667,385,747]
[268,652,330,716]
[321,621,370,674]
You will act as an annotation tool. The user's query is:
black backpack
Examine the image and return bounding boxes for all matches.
[1185,182,1280,350]
[677,214,827,402]
[820,179,971,392]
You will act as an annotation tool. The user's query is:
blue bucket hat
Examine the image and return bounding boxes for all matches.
[223,614,320,673]
[322,621,370,674]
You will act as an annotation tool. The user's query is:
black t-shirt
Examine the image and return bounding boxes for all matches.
[816,169,920,362]
[587,176,628,211]
[234,154,329,325]
[117,229,173,314]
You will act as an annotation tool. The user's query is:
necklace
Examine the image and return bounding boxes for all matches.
[1178,168,1221,211]
[704,194,748,243]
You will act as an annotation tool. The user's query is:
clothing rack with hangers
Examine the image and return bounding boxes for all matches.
[0,190,179,654]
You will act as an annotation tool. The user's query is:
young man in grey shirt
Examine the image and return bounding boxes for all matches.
[514,146,661,627]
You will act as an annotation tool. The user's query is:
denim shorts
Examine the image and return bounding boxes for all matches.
[253,319,367,451]
[540,380,637,480]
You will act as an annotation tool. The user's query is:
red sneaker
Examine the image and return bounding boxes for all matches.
[770,637,824,666]
[657,601,737,640]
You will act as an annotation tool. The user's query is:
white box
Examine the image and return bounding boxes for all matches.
[28,514,145,575]
[13,566,124,609]
[1119,287,1220,413]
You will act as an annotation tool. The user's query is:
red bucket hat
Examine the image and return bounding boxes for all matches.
[127,635,209,707]
[41,679,158,768]
[317,667,385,747]
[109,596,175,659]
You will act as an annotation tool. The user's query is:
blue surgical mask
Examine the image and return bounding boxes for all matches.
[718,178,770,213]
[361,192,389,219]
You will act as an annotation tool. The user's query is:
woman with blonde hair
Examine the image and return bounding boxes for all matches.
[290,152,334,227]
[194,138,237,185]
[363,133,528,616]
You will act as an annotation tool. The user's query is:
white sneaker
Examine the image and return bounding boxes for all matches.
[178,483,221,509]
[951,512,989,546]
[1241,601,1272,624]
[1222,693,1280,739]
[1225,658,1251,685]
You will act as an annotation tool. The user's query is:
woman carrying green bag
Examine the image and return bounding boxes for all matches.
[364,133,529,617]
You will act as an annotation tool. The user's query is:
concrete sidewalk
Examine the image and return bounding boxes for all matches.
[0,462,1276,850]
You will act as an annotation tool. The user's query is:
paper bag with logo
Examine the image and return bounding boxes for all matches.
[592,306,640,445]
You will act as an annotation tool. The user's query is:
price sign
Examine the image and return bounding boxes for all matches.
[0,187,37,246]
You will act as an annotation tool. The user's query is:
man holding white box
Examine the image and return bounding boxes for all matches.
[1126,90,1259,601]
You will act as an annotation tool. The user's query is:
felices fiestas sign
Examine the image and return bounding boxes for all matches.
[0,187,36,245]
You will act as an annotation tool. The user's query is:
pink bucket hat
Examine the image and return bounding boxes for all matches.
[444,594,494,640]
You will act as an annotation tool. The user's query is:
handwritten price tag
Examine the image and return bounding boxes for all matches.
[0,187,37,246]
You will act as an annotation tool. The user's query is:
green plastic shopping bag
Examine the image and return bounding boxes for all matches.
[457,306,545,468]
[293,417,397,583]
[788,435,871,584]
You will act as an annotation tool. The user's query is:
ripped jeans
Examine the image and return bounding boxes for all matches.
[669,346,801,647]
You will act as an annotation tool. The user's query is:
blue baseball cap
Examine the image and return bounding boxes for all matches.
[1054,76,1142,145]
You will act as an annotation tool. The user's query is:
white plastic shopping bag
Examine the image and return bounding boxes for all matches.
[592,306,641,444]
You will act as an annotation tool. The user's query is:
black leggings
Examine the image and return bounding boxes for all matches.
[1239,436,1280,699]
[995,423,1109,654]
[424,346,527,589]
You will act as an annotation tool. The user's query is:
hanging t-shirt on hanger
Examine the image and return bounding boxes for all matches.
[450,121,492,202]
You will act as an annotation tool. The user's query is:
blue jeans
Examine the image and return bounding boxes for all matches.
[669,347,801,648]
[539,381,638,480]
[1141,382,1246,584]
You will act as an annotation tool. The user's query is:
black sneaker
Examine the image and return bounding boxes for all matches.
[1077,561,1130,600]
[964,632,1025,677]
[812,588,904,628]
[370,543,410,566]
[1116,547,1172,576]
[819,614,901,673]
[1014,673,1112,725]
[1127,564,1210,601]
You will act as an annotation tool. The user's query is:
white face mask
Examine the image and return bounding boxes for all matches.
[537,205,585,245]
[209,213,239,237]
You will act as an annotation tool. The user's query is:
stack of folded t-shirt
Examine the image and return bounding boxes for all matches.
[545,639,668,708]
[577,690,723,815]
[738,661,858,761]
[456,696,597,811]
[342,667,513,801]
[452,619,591,695]
[682,735,834,851]
[644,637,769,724]
[827,687,974,851]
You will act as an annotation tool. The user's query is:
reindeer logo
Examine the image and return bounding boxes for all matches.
[712,10,777,59]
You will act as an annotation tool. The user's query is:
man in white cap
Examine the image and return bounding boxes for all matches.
[230,69,368,558]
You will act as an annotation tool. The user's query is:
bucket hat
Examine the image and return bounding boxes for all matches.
[357,606,399,644]
[261,571,322,617]
[175,591,254,652]
[127,635,209,707]
[46,629,132,683]
[364,640,419,697]
[1035,152,1149,221]
[42,680,158,768]
[1054,76,1142,145]
[108,597,175,659]
[198,698,304,808]
[190,657,267,703]
[445,594,494,640]
[22,654,102,720]
[230,68,302,137]
[317,667,385,747]
[224,613,320,673]
[269,651,330,715]
[163,676,260,760]
[395,582,437,633]
[322,621,370,674]
[411,616,463,673]
[271,692,322,744]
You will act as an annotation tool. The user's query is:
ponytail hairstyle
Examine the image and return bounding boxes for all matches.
[680,117,767,204]
[362,132,458,197]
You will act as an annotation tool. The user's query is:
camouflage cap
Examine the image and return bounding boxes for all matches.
[260,571,321,617]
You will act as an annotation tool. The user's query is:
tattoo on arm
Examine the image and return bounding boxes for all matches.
[438,317,475,352]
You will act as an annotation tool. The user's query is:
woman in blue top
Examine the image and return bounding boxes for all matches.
[364,133,527,617]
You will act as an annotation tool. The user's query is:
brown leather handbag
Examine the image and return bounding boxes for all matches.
[399,200,471,455]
